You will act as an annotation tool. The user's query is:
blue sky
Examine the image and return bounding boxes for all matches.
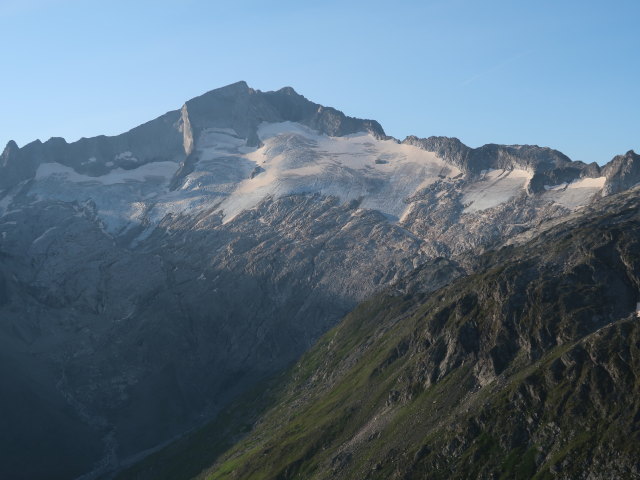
[0,0,638,164]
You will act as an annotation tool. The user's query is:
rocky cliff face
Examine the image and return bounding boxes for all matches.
[0,82,638,479]
[602,150,640,195]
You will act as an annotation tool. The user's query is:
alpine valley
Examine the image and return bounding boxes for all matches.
[1,82,638,479]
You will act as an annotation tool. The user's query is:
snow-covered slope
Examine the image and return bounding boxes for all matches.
[217,122,461,222]
[15,120,612,240]
[542,176,606,208]
[462,168,532,213]
[18,122,462,234]
[31,161,179,233]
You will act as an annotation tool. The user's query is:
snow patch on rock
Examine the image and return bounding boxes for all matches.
[30,162,179,233]
[462,169,532,213]
[114,151,138,162]
[35,162,178,186]
[542,176,606,208]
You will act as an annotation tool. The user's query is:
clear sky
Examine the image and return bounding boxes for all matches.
[1,0,638,164]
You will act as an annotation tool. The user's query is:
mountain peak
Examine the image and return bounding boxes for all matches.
[1,140,20,168]
[2,139,18,153]
[180,81,386,145]
[188,81,252,103]
[276,86,300,96]
[217,79,249,91]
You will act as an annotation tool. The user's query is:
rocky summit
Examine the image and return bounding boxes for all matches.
[0,82,638,480]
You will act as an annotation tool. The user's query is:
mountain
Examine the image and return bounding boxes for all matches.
[0,81,638,479]
[122,184,640,480]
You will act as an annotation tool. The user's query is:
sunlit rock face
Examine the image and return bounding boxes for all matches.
[0,81,638,479]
